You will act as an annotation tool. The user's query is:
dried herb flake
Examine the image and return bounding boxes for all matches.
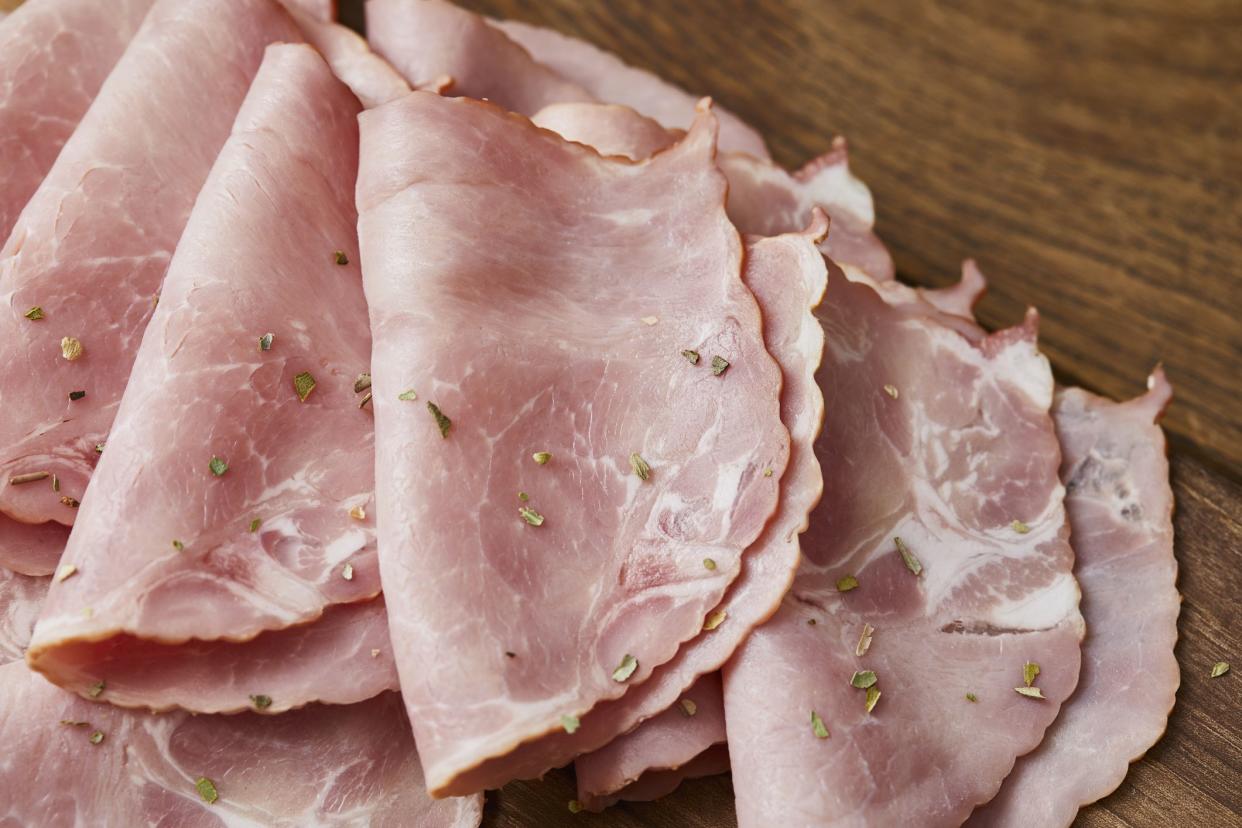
[883,384,899,399]
[9,471,50,486]
[895,536,922,576]
[68,390,86,401]
[354,373,372,393]
[248,518,261,533]
[567,800,584,814]
[1023,661,1040,687]
[811,710,830,739]
[250,695,272,710]
[349,505,366,520]
[865,685,881,713]
[703,558,717,571]
[195,777,219,805]
[398,389,417,401]
[519,506,544,527]
[679,698,698,717]
[427,402,451,437]
[850,670,878,689]
[208,456,228,477]
[710,355,730,376]
[24,306,44,321]
[836,575,859,592]
[966,692,978,703]
[856,623,874,657]
[172,540,184,552]
[54,564,78,583]
[259,333,274,352]
[612,654,638,682]
[333,250,349,266]
[60,337,84,361]
[87,681,105,699]
[629,453,651,481]
[703,609,727,631]
[1012,519,1031,534]
[681,349,700,365]
[293,371,316,402]
[1211,661,1230,678]
[342,562,354,581]
[1014,686,1045,700]
[88,730,104,745]
[560,715,580,734]
[532,451,552,465]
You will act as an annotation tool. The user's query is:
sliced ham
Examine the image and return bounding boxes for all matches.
[358,95,789,796]
[532,102,680,161]
[26,43,397,714]
[0,0,303,573]
[282,0,335,20]
[285,6,411,107]
[0,662,482,827]
[494,16,770,158]
[0,517,68,577]
[968,370,1178,827]
[0,568,45,664]
[724,267,1084,827]
[575,673,729,811]
[0,0,153,243]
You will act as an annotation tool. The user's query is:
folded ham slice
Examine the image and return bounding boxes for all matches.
[1,568,45,664]
[0,0,303,573]
[284,5,411,107]
[0,662,482,827]
[26,43,397,714]
[0,0,153,243]
[968,371,1178,827]
[358,94,789,796]
[724,267,1084,827]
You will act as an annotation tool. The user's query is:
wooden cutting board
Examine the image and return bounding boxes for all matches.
[337,1,1241,825]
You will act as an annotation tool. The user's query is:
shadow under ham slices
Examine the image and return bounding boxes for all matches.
[25,44,398,715]
[967,371,1179,828]
[0,0,153,244]
[723,266,1085,828]
[0,0,304,572]
[0,568,46,664]
[0,662,483,827]
[357,94,790,797]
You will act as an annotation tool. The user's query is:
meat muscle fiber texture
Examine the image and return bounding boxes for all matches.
[0,663,483,827]
[0,0,153,243]
[357,93,789,796]
[968,370,1178,828]
[0,0,303,574]
[0,568,45,664]
[25,44,397,714]
[724,268,1084,828]
[453,213,831,790]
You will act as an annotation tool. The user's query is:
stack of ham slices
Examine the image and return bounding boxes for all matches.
[0,1,1181,825]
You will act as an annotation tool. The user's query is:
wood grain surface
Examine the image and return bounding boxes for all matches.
[339,1,1241,825]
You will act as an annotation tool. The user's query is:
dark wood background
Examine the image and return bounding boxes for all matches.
[340,1,1242,825]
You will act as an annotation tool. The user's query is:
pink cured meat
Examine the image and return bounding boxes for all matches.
[26,44,397,714]
[284,6,411,107]
[724,269,1084,828]
[576,673,728,811]
[0,518,68,577]
[358,95,789,796]
[0,663,483,827]
[0,568,46,664]
[495,17,771,159]
[0,0,153,243]
[282,0,335,20]
[969,371,1178,827]
[0,0,303,570]
[532,102,681,161]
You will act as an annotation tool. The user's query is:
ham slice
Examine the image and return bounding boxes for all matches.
[358,94,790,796]
[0,0,153,243]
[0,0,303,573]
[0,662,482,827]
[724,267,1084,827]
[575,673,729,811]
[0,568,45,664]
[968,371,1178,827]
[0,518,68,577]
[284,6,411,107]
[26,43,397,714]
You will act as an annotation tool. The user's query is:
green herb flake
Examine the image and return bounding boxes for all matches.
[1211,661,1230,678]
[856,623,874,657]
[703,609,727,631]
[532,451,552,465]
[250,694,272,710]
[678,698,698,717]
[895,536,922,576]
[354,373,372,394]
[293,371,316,402]
[710,355,730,376]
[94,443,105,454]
[24,306,45,321]
[208,456,228,477]
[172,540,184,552]
[1023,661,1041,687]
[427,402,451,437]
[1011,519,1031,534]
[611,654,638,682]
[54,564,77,583]
[519,506,544,527]
[763,467,774,477]
[850,670,878,689]
[703,558,717,571]
[51,473,60,492]
[195,777,219,805]
[9,471,50,485]
[68,390,86,401]
[560,715,580,734]
[517,491,529,502]
[629,452,652,481]
[87,681,105,699]
[966,692,978,703]
[398,389,417,401]
[836,575,859,592]
[60,720,90,727]
[88,730,104,745]
[865,685,881,713]
[1014,686,1045,699]
[333,250,349,266]
[342,562,354,581]
[811,710,830,739]
[567,800,584,814]
[248,518,261,533]
[681,349,700,365]
[883,384,899,399]
[259,332,274,352]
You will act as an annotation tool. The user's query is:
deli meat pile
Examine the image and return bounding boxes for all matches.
[0,1,1181,826]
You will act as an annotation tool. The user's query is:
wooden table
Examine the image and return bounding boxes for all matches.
[341,1,1241,825]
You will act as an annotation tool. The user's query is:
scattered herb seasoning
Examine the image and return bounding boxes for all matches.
[349,505,366,520]
[518,492,529,502]
[334,250,349,266]
[856,623,874,657]
[532,451,552,465]
[354,373,372,393]
[567,800,583,814]
[60,496,80,508]
[208,456,228,477]
[358,391,373,409]
[850,670,878,689]
[9,471,50,486]
[811,710,830,739]
[865,686,881,713]
[60,336,84,361]
[836,575,859,592]
[293,371,316,402]
[259,333,274,352]
[250,694,272,710]
[195,777,219,805]
[504,651,515,659]
[52,474,60,492]
[703,609,727,631]
[1023,662,1041,687]
[1014,686,1045,700]
[966,693,978,703]
[342,563,354,581]
[763,468,773,477]
[612,654,638,682]
[883,384,899,399]
[807,618,817,626]
[710,355,730,376]
[679,698,698,717]
[88,730,104,745]
[398,389,417,401]
[519,506,544,527]
[427,402,451,437]
[172,540,184,552]
[1011,519,1031,534]
[372,649,383,658]
[703,558,717,571]
[681,349,700,365]
[95,443,105,454]
[60,720,89,727]
[629,453,651,481]
[248,518,261,533]
[68,390,86,401]
[87,681,105,699]
[560,715,580,734]
[895,536,922,576]
[54,564,78,583]
[24,306,44,321]
[641,316,659,326]
[1211,661,1230,678]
